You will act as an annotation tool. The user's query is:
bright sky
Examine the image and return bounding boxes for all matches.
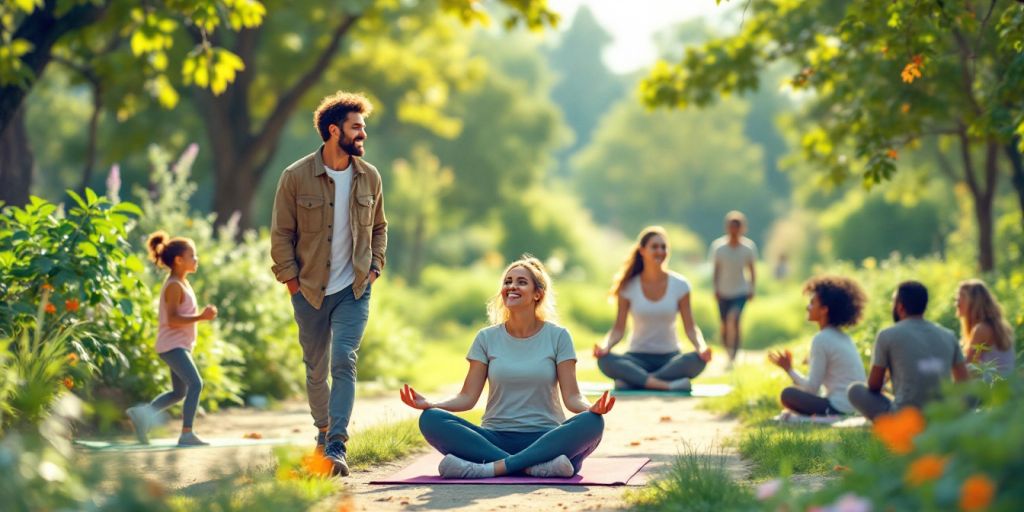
[546,0,724,73]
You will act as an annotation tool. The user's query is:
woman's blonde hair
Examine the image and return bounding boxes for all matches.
[958,279,1014,351]
[610,226,668,298]
[486,255,557,325]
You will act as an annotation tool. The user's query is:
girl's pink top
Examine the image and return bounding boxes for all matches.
[156,277,197,353]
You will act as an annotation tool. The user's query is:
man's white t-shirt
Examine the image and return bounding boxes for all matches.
[324,164,355,294]
[709,236,758,298]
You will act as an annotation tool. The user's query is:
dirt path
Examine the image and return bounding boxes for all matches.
[82,357,745,510]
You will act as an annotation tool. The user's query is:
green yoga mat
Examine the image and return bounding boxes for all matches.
[75,437,307,452]
[579,382,733,398]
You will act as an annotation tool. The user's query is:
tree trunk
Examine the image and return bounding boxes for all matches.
[973,189,995,272]
[0,0,106,134]
[201,15,360,231]
[0,106,34,207]
[1007,138,1024,230]
[957,128,998,273]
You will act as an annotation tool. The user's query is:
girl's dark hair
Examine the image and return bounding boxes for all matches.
[803,275,867,327]
[146,230,193,270]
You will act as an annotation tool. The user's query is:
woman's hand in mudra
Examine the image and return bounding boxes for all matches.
[399,384,432,410]
[589,390,616,415]
[767,350,793,372]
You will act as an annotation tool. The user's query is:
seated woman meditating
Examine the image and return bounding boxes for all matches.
[399,256,615,479]
[594,226,711,391]
[955,279,1016,380]
[768,275,867,416]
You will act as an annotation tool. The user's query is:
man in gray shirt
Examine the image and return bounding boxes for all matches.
[848,281,969,420]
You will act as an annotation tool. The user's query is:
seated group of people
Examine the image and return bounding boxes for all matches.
[398,225,1016,480]
[769,276,1015,420]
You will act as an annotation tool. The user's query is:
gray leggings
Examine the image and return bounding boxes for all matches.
[419,409,604,474]
[597,351,706,389]
[847,383,894,421]
[149,348,203,429]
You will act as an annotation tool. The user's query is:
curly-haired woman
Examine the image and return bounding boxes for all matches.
[767,275,868,416]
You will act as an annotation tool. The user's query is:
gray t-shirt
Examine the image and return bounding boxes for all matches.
[467,322,577,432]
[871,318,964,409]
[709,236,758,298]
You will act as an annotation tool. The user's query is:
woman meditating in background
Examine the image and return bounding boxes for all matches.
[594,226,711,391]
[399,256,614,479]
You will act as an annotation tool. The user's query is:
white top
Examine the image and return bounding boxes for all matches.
[324,164,355,295]
[787,327,867,414]
[467,322,577,432]
[709,236,758,298]
[620,272,692,354]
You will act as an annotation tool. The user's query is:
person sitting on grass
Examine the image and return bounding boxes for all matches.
[955,279,1016,379]
[398,256,614,479]
[593,226,711,392]
[126,231,218,446]
[768,275,867,417]
[847,281,970,421]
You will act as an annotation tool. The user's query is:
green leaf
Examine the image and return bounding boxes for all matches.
[77,241,99,258]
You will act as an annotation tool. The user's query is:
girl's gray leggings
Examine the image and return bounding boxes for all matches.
[150,348,203,429]
[418,408,604,474]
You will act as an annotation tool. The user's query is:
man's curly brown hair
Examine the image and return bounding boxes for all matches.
[803,275,867,328]
[313,91,373,141]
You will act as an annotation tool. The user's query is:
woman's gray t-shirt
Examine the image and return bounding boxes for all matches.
[467,322,577,432]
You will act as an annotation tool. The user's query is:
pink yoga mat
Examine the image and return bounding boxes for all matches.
[370,452,651,486]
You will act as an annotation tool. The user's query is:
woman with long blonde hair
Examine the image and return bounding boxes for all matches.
[956,279,1016,377]
[594,227,711,391]
[398,256,614,479]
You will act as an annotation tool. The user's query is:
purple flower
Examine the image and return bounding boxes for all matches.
[173,143,200,175]
[106,164,121,203]
[756,479,782,501]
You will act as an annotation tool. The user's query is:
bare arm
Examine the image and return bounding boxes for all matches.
[677,293,708,353]
[556,360,591,413]
[952,362,970,383]
[420,361,488,412]
[964,324,993,364]
[163,282,213,327]
[747,260,756,298]
[712,261,721,299]
[600,295,630,352]
[867,365,887,393]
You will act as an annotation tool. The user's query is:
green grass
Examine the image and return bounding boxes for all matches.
[738,424,889,479]
[346,418,425,470]
[699,356,892,480]
[625,447,757,512]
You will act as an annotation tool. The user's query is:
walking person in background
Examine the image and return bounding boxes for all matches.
[270,91,388,476]
[709,211,758,365]
[126,231,218,447]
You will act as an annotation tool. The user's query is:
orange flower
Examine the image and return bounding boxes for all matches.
[873,407,925,454]
[63,377,74,390]
[301,450,334,477]
[901,55,924,83]
[67,353,79,367]
[960,474,995,511]
[900,103,911,114]
[887,149,899,160]
[41,283,54,293]
[45,302,57,314]
[905,455,947,486]
[65,298,80,312]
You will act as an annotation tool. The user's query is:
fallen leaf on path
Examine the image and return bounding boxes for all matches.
[243,432,263,439]
[629,441,641,446]
[659,416,672,422]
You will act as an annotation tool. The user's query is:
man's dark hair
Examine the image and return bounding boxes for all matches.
[896,280,929,316]
[313,91,373,141]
